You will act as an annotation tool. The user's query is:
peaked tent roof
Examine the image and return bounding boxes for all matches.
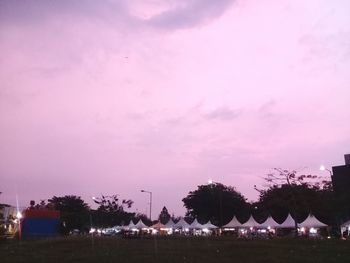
[190,218,203,229]
[223,216,243,228]
[299,214,327,228]
[126,220,136,229]
[242,215,262,227]
[259,216,281,228]
[174,218,191,229]
[201,221,218,229]
[134,219,149,229]
[278,214,297,228]
[165,219,176,228]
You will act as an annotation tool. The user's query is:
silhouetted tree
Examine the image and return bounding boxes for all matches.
[158,206,171,224]
[134,213,151,226]
[256,168,329,235]
[29,200,35,209]
[256,184,320,222]
[182,183,248,226]
[48,195,90,234]
[93,194,133,213]
[313,182,339,226]
[171,213,181,223]
[92,194,134,227]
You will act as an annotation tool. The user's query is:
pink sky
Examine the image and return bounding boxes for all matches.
[1,0,350,217]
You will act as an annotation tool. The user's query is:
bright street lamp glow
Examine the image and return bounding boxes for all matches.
[320,165,333,176]
[16,211,22,219]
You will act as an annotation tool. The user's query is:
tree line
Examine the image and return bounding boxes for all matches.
[183,169,344,231]
[1,169,349,235]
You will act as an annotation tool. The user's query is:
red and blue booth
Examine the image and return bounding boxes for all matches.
[20,209,60,239]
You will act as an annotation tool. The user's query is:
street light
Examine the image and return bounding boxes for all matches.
[141,190,152,221]
[15,211,22,240]
[16,211,22,219]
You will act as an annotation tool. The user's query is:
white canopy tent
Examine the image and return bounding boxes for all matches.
[190,219,204,229]
[299,215,327,228]
[173,218,191,229]
[201,221,218,229]
[165,219,176,228]
[223,216,243,228]
[259,216,281,228]
[133,219,149,229]
[242,215,262,228]
[124,220,136,230]
[278,214,297,228]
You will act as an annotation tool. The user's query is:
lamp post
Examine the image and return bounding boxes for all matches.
[141,190,152,221]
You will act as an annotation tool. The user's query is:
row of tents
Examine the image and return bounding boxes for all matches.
[223,214,327,229]
[99,214,327,234]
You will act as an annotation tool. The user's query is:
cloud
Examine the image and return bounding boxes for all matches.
[258,100,278,120]
[0,0,236,31]
[144,0,236,29]
[203,107,241,121]
[0,0,129,25]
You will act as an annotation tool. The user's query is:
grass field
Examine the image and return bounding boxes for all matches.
[1,236,350,263]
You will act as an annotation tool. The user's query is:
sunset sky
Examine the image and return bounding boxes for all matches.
[1,0,350,217]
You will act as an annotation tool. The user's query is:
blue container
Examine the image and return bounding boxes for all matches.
[21,218,60,239]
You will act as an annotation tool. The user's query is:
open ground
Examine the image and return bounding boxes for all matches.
[1,237,350,263]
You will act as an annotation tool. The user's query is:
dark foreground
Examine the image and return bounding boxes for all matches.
[1,236,350,263]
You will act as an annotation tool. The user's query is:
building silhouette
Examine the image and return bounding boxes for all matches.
[332,154,350,221]
[332,154,350,194]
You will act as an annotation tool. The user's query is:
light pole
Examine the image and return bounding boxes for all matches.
[141,190,152,221]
